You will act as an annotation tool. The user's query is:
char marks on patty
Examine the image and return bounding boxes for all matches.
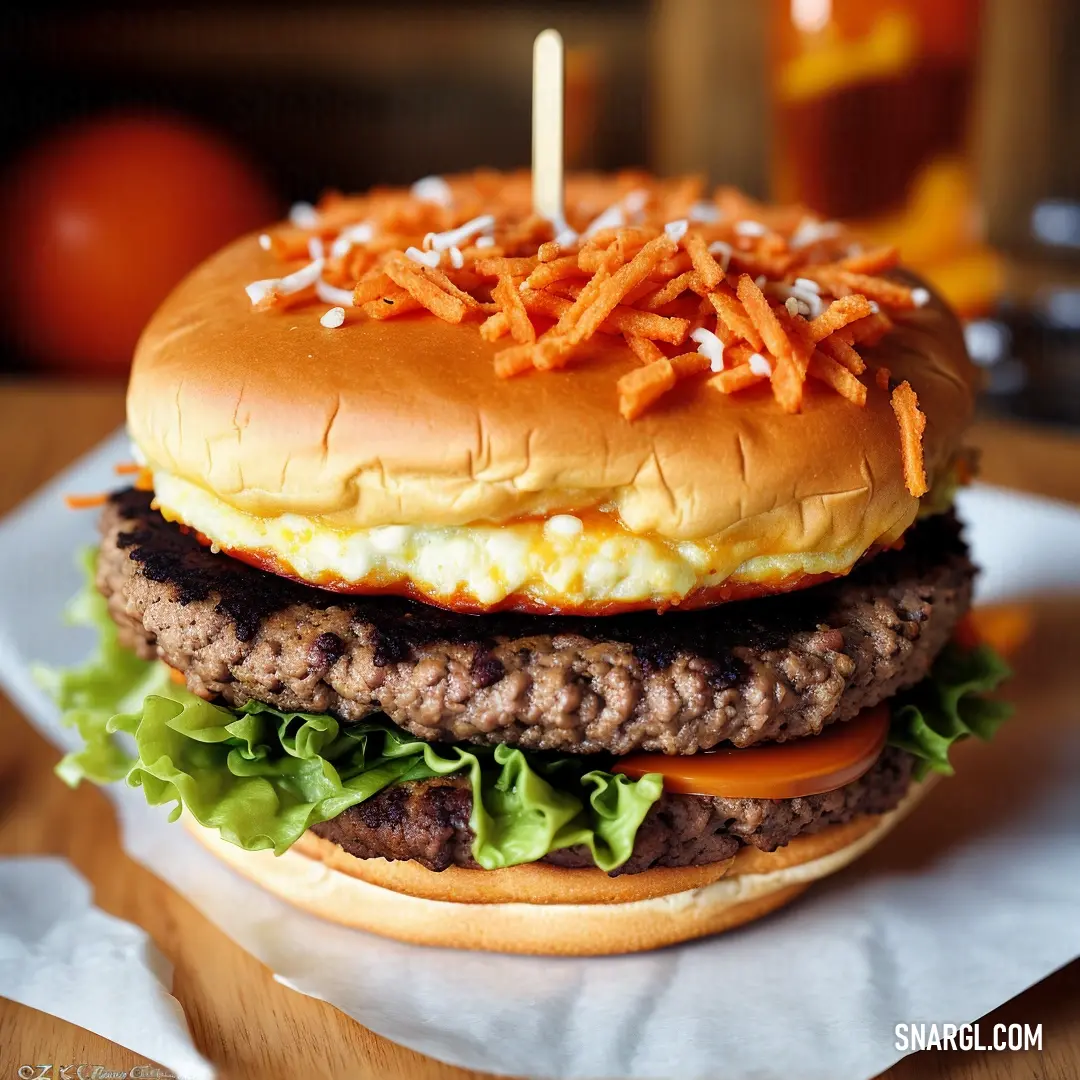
[98,489,974,755]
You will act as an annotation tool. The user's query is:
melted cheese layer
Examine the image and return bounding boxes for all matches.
[152,471,909,611]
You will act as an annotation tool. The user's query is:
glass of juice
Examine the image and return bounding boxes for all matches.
[769,0,999,316]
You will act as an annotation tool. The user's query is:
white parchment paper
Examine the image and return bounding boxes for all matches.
[0,856,214,1080]
[1,429,1078,1080]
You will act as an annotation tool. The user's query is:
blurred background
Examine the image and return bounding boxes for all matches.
[2,0,1078,425]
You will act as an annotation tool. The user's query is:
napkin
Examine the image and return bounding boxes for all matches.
[0,856,214,1080]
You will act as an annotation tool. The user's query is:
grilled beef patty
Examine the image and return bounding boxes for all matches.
[310,746,916,874]
[97,489,973,755]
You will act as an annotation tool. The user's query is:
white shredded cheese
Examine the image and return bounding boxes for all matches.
[244,280,277,306]
[768,280,823,318]
[411,175,454,207]
[406,246,441,268]
[785,296,800,317]
[790,217,841,249]
[789,277,824,316]
[755,274,768,288]
[330,222,374,259]
[734,220,768,238]
[320,306,346,329]
[245,257,324,306]
[708,240,733,270]
[690,327,725,371]
[288,201,320,229]
[449,245,464,269]
[544,514,584,538]
[475,235,496,249]
[689,201,721,224]
[869,300,881,314]
[258,233,272,251]
[308,236,325,261]
[664,219,689,243]
[583,203,624,237]
[911,288,931,308]
[583,190,650,239]
[316,280,355,307]
[424,215,496,253]
[749,352,773,376]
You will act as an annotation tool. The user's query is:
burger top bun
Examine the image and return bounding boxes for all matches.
[128,185,976,557]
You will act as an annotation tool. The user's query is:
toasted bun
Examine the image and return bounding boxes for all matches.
[128,228,975,556]
[184,777,933,955]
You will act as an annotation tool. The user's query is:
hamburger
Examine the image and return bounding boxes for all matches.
[49,171,1012,955]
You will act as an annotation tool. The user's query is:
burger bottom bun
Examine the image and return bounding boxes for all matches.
[185,778,934,956]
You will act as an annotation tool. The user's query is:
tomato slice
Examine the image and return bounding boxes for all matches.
[613,704,889,799]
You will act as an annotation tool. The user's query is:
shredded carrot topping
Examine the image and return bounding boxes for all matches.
[818,334,866,375]
[618,358,676,421]
[807,350,868,406]
[625,332,666,366]
[708,285,764,351]
[683,232,725,290]
[709,365,768,395]
[493,275,536,345]
[843,311,894,346]
[384,259,469,323]
[251,171,931,489]
[64,493,108,510]
[808,295,875,342]
[479,310,510,342]
[891,380,929,497]
[669,351,712,378]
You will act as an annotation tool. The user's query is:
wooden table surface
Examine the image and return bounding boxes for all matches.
[1,379,1077,1080]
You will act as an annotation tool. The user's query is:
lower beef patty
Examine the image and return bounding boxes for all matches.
[310,746,916,874]
[98,489,974,755]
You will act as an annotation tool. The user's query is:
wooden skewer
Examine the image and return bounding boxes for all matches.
[532,28,566,233]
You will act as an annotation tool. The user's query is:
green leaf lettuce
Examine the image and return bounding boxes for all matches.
[888,642,1013,779]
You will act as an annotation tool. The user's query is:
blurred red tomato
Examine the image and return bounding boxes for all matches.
[0,113,279,375]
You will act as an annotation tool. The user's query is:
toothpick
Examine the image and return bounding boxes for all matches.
[532,28,565,233]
